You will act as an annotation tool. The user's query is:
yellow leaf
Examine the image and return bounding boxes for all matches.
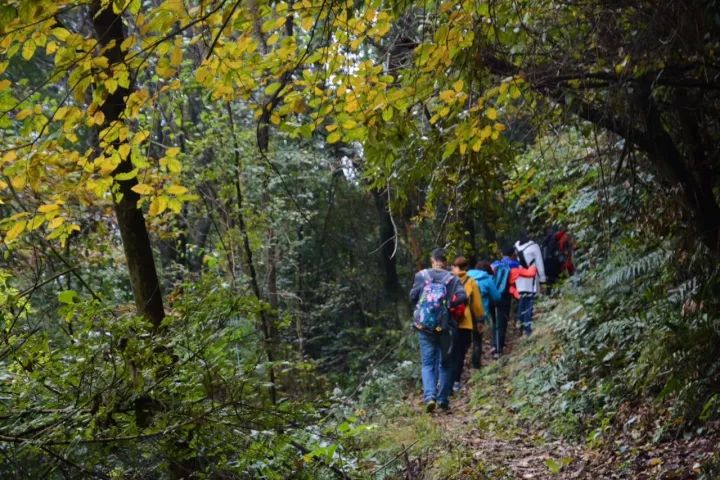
[0,79,10,90]
[342,119,357,129]
[16,108,33,121]
[54,106,68,120]
[168,198,182,213]
[149,196,168,216]
[453,79,464,93]
[11,175,26,189]
[459,143,467,155]
[325,124,338,132]
[28,216,45,231]
[170,44,183,67]
[48,216,65,229]
[92,56,109,69]
[267,33,280,46]
[105,78,118,94]
[5,220,26,243]
[22,40,36,60]
[480,125,492,140]
[51,27,71,41]
[38,204,60,213]
[166,147,180,157]
[118,143,131,159]
[167,157,182,173]
[131,183,153,195]
[439,90,456,103]
[2,150,17,164]
[327,131,341,143]
[94,110,105,125]
[166,184,188,195]
[486,108,498,120]
[471,140,482,152]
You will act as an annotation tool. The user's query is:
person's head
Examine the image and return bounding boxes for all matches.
[451,256,468,274]
[518,231,530,244]
[430,247,447,268]
[501,244,516,258]
[475,260,494,275]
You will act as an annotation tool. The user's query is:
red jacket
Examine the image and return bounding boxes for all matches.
[509,265,537,299]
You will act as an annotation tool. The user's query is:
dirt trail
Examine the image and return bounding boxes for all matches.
[406,322,590,479]
[402,309,718,479]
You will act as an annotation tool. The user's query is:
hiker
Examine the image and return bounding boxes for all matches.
[410,248,468,412]
[554,227,575,277]
[514,233,546,336]
[491,245,520,358]
[541,226,562,292]
[467,261,501,368]
[450,256,484,390]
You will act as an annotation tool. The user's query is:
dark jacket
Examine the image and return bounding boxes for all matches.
[409,268,468,308]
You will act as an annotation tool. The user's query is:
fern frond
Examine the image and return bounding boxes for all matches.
[604,249,670,289]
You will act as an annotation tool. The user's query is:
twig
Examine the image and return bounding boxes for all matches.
[370,440,419,477]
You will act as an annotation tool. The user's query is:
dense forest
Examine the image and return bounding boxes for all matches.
[0,0,719,478]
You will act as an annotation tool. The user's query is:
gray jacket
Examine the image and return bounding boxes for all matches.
[514,240,546,293]
[409,268,468,308]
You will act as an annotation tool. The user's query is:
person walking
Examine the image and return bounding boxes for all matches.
[514,233,546,336]
[491,245,520,358]
[467,261,501,368]
[410,248,467,412]
[450,256,484,391]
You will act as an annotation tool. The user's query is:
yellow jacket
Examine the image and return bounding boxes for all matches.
[456,271,484,330]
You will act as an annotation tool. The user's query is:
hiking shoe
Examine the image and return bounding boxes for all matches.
[452,381,461,393]
[438,402,450,412]
[425,400,436,413]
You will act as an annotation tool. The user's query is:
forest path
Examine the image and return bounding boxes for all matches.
[395,299,716,479]
[404,310,593,479]
[395,300,720,480]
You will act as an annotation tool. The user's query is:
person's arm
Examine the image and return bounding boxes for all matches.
[449,277,468,307]
[470,280,484,319]
[488,278,501,302]
[409,271,424,306]
[533,243,547,282]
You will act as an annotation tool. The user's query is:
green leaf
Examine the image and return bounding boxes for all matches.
[58,290,78,304]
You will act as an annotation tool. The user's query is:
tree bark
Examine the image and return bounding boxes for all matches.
[91,1,165,326]
[372,188,402,297]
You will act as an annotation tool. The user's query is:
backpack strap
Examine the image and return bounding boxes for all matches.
[517,242,537,267]
[420,269,432,283]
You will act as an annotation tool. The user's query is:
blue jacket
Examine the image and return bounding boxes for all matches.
[467,269,501,316]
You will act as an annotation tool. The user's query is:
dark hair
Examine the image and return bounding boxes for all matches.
[518,231,530,244]
[453,256,468,270]
[501,244,515,256]
[475,260,494,275]
[431,247,447,263]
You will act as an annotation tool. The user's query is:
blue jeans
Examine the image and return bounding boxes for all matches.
[418,330,453,405]
[518,294,535,335]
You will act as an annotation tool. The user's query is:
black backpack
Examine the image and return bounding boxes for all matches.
[542,233,562,278]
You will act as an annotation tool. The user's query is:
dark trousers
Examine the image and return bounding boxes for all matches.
[493,293,512,354]
[452,328,472,384]
[471,320,483,368]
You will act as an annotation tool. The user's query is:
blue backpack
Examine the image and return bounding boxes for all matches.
[493,263,511,294]
[413,270,453,332]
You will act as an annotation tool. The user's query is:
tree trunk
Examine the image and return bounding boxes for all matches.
[372,188,401,297]
[90,1,165,326]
